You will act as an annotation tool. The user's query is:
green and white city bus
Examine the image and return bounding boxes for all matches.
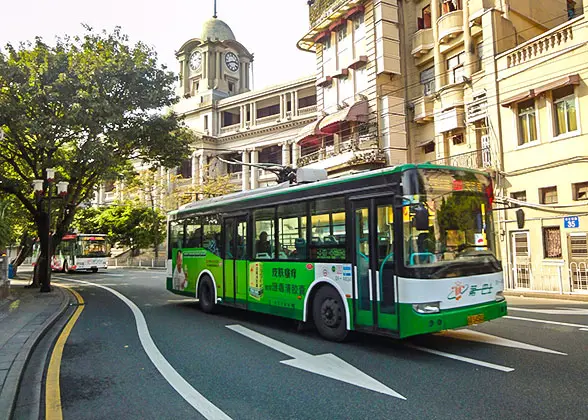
[166,164,506,341]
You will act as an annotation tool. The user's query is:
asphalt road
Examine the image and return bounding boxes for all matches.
[50,269,588,420]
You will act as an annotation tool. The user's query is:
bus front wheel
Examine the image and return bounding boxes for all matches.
[198,276,216,313]
[312,286,348,342]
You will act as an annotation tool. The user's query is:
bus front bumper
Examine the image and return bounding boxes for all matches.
[399,299,507,338]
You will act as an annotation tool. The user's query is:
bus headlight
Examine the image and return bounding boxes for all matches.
[412,302,440,314]
[495,291,505,302]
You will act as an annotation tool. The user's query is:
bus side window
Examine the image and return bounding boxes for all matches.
[277,202,307,260]
[203,214,221,256]
[185,217,202,248]
[310,198,347,261]
[237,220,248,259]
[253,207,276,259]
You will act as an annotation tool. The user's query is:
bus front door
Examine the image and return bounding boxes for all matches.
[352,197,399,333]
[223,215,248,307]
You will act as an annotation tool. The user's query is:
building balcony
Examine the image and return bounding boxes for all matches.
[219,123,240,135]
[438,83,465,110]
[412,96,435,123]
[411,28,434,57]
[298,139,386,171]
[437,10,464,44]
[431,147,493,170]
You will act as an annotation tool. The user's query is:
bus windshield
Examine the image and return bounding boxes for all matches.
[401,168,501,279]
[76,237,108,257]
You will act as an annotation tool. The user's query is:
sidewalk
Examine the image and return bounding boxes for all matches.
[0,273,70,419]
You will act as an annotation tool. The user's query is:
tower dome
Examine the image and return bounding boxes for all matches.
[201,17,236,41]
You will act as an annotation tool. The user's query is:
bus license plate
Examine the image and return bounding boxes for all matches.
[467,314,485,325]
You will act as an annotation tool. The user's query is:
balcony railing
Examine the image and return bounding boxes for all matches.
[504,24,575,69]
[256,114,280,126]
[411,28,434,57]
[437,10,463,43]
[219,123,240,135]
[298,105,317,116]
[309,0,348,27]
[431,147,492,169]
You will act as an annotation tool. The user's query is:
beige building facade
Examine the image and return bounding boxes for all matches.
[496,8,588,293]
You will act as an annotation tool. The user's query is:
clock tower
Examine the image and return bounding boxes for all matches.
[176,10,253,101]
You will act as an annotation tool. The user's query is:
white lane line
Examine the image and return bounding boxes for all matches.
[55,277,231,420]
[437,330,567,355]
[227,324,406,399]
[508,307,588,315]
[405,344,515,372]
[580,328,588,332]
[504,315,588,329]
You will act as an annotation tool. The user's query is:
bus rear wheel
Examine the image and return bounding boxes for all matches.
[312,286,348,342]
[198,276,216,313]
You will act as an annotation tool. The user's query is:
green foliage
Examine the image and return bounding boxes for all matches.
[74,202,165,252]
[437,193,483,238]
[0,26,192,251]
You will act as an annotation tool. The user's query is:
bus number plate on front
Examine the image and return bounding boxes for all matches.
[467,314,485,325]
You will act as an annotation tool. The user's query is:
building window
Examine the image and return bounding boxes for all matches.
[510,191,527,202]
[337,24,347,42]
[540,186,558,204]
[324,82,338,110]
[451,133,465,145]
[441,0,462,14]
[204,115,209,130]
[573,181,588,201]
[259,145,281,165]
[477,41,484,72]
[420,66,435,96]
[543,226,562,259]
[568,0,577,19]
[553,85,578,136]
[228,82,235,93]
[179,159,192,179]
[355,67,368,94]
[353,13,364,30]
[423,142,435,154]
[418,5,432,29]
[447,52,465,84]
[323,35,332,50]
[517,99,538,145]
[339,75,354,103]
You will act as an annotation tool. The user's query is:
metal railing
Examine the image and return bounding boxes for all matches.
[431,148,492,169]
[507,261,588,294]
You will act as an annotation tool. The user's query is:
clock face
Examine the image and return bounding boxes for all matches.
[224,52,240,72]
[189,51,202,71]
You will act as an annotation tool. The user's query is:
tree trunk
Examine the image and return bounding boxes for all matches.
[10,232,34,276]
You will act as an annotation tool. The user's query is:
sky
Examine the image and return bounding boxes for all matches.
[0,0,316,90]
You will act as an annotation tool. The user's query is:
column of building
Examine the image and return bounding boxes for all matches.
[291,142,300,168]
[281,142,291,167]
[241,150,250,191]
[250,149,259,189]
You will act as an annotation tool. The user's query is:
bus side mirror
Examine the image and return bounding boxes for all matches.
[516,209,525,229]
[414,205,430,231]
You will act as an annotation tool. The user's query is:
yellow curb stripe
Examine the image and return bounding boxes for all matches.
[46,285,84,420]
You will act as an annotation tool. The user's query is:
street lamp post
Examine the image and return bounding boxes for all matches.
[32,169,68,293]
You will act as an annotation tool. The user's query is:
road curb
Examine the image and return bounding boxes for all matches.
[0,286,72,420]
[504,291,588,302]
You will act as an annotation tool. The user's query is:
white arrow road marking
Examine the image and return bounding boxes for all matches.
[55,277,231,420]
[437,330,566,355]
[509,307,588,315]
[226,324,406,400]
[505,315,588,330]
[404,344,514,372]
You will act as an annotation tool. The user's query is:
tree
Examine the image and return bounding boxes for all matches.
[0,27,193,290]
